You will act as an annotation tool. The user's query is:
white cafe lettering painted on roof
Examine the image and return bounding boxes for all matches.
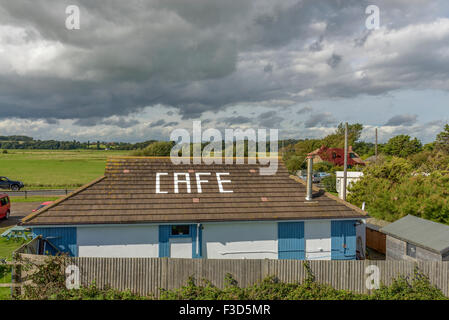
[155,172,233,194]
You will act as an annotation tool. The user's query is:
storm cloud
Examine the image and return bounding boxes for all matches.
[0,0,449,141]
[385,114,418,127]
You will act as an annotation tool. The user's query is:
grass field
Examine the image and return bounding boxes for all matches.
[0,227,28,300]
[0,149,130,189]
[9,196,62,203]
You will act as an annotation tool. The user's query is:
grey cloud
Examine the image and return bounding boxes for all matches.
[327,54,342,68]
[0,0,448,124]
[263,64,273,73]
[297,106,313,115]
[43,118,59,125]
[256,110,284,127]
[385,114,418,127]
[304,112,336,128]
[220,116,252,125]
[163,121,179,127]
[100,117,140,128]
[309,36,324,52]
[149,119,166,128]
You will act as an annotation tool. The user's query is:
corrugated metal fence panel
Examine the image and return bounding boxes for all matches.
[32,227,77,256]
[21,255,449,298]
[278,222,305,260]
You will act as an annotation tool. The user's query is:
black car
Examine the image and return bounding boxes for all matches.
[0,176,24,191]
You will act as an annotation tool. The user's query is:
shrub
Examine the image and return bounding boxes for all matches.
[132,141,174,156]
[321,174,336,193]
[16,257,447,300]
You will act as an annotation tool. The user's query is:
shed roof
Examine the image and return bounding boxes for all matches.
[380,215,449,255]
[21,157,367,226]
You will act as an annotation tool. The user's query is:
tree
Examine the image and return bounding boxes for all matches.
[133,141,175,156]
[321,123,363,148]
[435,124,449,154]
[347,157,449,224]
[383,135,422,157]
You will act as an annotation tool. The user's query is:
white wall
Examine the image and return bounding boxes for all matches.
[304,220,331,260]
[77,225,159,257]
[202,222,278,259]
[336,171,363,199]
[169,238,193,258]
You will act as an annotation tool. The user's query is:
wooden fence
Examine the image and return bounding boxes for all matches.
[14,254,449,298]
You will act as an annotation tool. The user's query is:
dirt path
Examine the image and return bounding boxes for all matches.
[0,202,40,229]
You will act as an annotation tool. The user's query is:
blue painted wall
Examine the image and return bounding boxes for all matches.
[158,224,203,258]
[331,220,356,260]
[32,227,77,256]
[278,222,305,260]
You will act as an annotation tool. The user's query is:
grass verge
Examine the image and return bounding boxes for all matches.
[0,226,29,300]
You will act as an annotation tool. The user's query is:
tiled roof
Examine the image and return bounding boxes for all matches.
[309,146,365,167]
[21,157,367,226]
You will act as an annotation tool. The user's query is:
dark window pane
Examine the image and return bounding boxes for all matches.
[171,225,190,236]
[406,243,416,258]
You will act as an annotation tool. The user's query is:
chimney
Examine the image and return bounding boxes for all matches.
[306,155,313,201]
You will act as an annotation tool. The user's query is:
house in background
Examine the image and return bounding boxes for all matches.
[20,157,367,261]
[335,171,363,200]
[381,215,449,261]
[309,146,365,168]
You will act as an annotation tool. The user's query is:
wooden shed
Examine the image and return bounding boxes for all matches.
[381,215,449,261]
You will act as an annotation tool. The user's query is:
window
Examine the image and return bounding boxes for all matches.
[349,153,357,159]
[171,225,190,236]
[332,152,337,159]
[406,243,416,258]
[0,197,8,206]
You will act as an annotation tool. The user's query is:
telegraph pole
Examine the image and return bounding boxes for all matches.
[342,122,348,201]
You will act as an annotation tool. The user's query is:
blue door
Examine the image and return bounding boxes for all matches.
[158,224,202,258]
[331,220,356,260]
[278,222,305,260]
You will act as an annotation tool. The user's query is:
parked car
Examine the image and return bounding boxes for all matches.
[0,194,10,219]
[32,201,54,212]
[0,176,24,191]
[298,173,322,183]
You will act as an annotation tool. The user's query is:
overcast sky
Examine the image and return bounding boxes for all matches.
[1,0,449,143]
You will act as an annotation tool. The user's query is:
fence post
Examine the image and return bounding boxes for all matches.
[11,263,21,298]
[24,190,27,199]
[65,189,68,196]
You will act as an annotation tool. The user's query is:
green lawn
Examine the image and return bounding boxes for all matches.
[9,196,61,203]
[0,149,130,189]
[0,227,28,300]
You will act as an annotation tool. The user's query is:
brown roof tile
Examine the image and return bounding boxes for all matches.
[21,157,367,226]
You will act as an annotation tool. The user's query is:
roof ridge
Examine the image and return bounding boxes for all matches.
[21,175,106,224]
[289,175,368,217]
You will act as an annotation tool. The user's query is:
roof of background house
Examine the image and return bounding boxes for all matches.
[21,157,367,226]
[308,146,365,167]
[380,215,449,255]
